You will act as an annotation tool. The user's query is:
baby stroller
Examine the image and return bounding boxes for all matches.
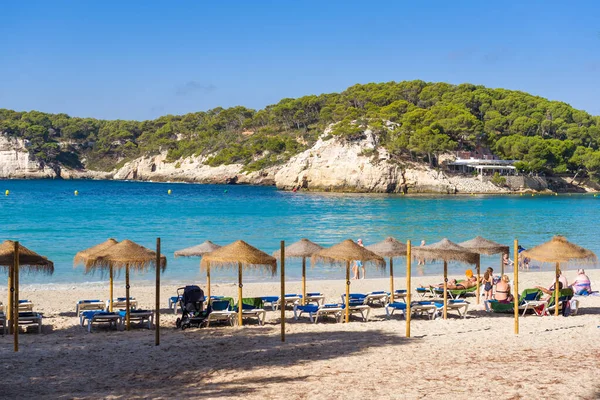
[175,285,209,330]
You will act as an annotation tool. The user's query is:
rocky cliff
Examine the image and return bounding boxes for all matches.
[0,133,592,194]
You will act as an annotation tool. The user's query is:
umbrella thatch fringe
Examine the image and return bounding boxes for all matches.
[412,238,479,265]
[272,238,323,259]
[174,241,221,258]
[83,239,167,273]
[311,239,386,270]
[0,240,54,274]
[73,238,118,267]
[459,236,509,256]
[522,235,597,265]
[200,240,277,275]
[365,237,407,258]
[200,262,277,276]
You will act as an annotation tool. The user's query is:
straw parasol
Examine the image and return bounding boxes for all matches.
[74,239,119,310]
[201,240,277,326]
[0,240,53,352]
[272,239,323,305]
[366,237,407,302]
[86,239,167,330]
[174,241,222,299]
[413,239,479,319]
[459,236,509,304]
[174,241,221,258]
[522,236,597,316]
[312,239,385,323]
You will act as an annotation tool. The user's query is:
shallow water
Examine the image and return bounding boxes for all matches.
[0,179,597,285]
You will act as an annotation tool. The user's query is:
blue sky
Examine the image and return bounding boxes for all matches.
[1,0,599,120]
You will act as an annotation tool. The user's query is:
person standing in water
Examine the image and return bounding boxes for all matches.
[417,240,426,266]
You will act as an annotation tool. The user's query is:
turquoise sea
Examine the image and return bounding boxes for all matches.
[0,179,598,285]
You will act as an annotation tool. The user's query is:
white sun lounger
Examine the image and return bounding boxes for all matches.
[18,300,34,312]
[76,300,106,316]
[206,300,236,327]
[81,311,123,333]
[305,292,325,305]
[277,294,302,310]
[293,304,344,323]
[106,297,138,310]
[17,312,43,333]
[385,302,407,318]
[0,312,5,335]
[118,310,154,329]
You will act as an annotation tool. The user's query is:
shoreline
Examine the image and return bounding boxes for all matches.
[2,176,598,195]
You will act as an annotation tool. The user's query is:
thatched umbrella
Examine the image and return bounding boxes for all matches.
[272,239,323,305]
[0,240,53,352]
[174,241,222,299]
[413,239,479,319]
[366,237,407,302]
[73,238,119,311]
[201,240,277,326]
[459,236,509,304]
[522,236,597,316]
[312,239,385,323]
[86,239,167,330]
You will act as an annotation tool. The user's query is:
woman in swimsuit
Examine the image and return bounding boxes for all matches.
[494,275,512,302]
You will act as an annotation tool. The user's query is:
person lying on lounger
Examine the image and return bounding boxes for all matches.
[427,276,479,290]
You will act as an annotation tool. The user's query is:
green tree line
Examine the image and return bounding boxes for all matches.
[1,80,600,178]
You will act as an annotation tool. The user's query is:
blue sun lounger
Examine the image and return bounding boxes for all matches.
[118,310,154,329]
[293,303,344,323]
[75,300,105,316]
[81,310,123,333]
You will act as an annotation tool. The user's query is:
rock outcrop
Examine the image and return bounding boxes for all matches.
[2,132,592,194]
[0,136,56,178]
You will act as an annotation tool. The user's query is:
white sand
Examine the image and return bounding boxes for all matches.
[1,269,599,399]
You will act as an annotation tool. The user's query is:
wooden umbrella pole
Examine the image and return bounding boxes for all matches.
[345,261,350,323]
[7,261,12,329]
[13,241,19,352]
[476,260,481,305]
[155,237,160,346]
[406,240,411,338]
[125,264,130,331]
[301,257,306,306]
[238,262,243,326]
[443,260,448,320]
[280,240,285,342]
[109,266,114,312]
[389,257,394,303]
[514,240,519,334]
[206,265,211,301]
[555,262,560,317]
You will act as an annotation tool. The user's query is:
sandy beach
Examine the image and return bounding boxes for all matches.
[1,269,599,399]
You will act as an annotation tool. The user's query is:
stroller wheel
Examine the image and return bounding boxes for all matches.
[181,323,188,330]
[175,318,181,328]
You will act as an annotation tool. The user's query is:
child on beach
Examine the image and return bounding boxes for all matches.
[483,267,494,301]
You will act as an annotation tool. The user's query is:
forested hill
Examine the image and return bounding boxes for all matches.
[1,80,600,179]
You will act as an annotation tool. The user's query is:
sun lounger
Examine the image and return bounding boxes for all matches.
[259,296,279,311]
[233,302,267,326]
[76,300,106,316]
[293,304,343,323]
[17,312,43,333]
[416,287,434,298]
[391,290,407,302]
[81,310,123,333]
[18,299,34,312]
[343,301,372,322]
[118,310,154,329]
[0,312,5,335]
[305,292,325,305]
[206,299,236,327]
[540,288,576,316]
[432,285,477,299]
[106,297,138,310]
[385,302,407,318]
[169,295,182,313]
[342,292,388,307]
[489,289,543,315]
[0,302,3,314]
[260,294,304,311]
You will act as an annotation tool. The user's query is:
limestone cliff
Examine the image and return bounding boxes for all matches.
[0,132,591,194]
[0,135,56,178]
